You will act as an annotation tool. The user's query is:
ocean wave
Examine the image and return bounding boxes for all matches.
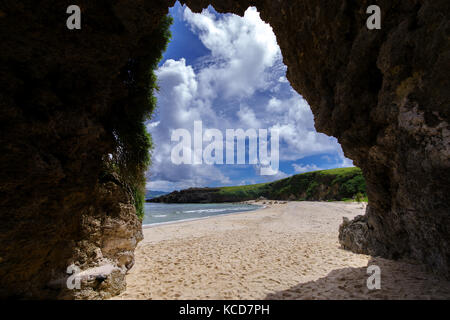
[143,203,261,226]
[183,207,251,214]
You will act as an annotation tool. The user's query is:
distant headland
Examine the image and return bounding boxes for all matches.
[148,167,367,204]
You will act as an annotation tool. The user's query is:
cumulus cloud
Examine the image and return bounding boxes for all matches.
[237,105,261,129]
[262,94,342,161]
[147,58,231,191]
[292,163,322,173]
[261,168,289,181]
[336,150,354,168]
[146,5,352,191]
[184,7,280,99]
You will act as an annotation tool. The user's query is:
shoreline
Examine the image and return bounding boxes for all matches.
[142,202,268,229]
[115,201,450,300]
[141,199,365,229]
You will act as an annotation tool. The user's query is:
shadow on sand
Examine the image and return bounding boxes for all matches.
[265,257,450,300]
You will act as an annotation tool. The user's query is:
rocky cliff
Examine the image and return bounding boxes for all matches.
[0,1,168,299]
[150,167,366,203]
[0,0,449,299]
[183,0,450,278]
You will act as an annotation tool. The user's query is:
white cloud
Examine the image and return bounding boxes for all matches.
[265,169,289,181]
[265,97,282,112]
[341,158,354,167]
[146,121,160,129]
[337,150,354,168]
[184,7,281,99]
[148,58,231,189]
[264,94,342,161]
[237,105,261,128]
[292,163,322,173]
[145,6,353,192]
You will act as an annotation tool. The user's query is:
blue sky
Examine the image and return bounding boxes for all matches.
[146,2,353,192]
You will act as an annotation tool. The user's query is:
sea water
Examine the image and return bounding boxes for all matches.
[142,202,262,226]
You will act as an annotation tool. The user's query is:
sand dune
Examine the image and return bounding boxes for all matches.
[112,201,450,300]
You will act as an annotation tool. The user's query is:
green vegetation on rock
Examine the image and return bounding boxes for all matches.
[103,15,173,219]
[150,167,367,203]
[220,167,366,201]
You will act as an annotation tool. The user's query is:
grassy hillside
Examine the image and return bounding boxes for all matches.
[218,167,366,201]
[149,167,367,203]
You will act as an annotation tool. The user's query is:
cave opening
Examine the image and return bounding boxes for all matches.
[1,0,449,300]
[127,2,375,299]
[144,2,356,203]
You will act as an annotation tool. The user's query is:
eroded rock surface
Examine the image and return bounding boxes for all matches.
[183,0,450,277]
[0,0,449,299]
[0,1,158,299]
[339,215,371,254]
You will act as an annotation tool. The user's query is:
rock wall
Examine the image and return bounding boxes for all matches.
[0,0,164,298]
[0,0,448,299]
[183,0,450,277]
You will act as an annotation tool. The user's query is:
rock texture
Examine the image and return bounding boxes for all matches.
[339,215,371,254]
[182,0,450,278]
[0,0,449,299]
[150,167,366,203]
[0,1,158,298]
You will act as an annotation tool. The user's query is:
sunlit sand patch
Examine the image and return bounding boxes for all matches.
[112,201,450,300]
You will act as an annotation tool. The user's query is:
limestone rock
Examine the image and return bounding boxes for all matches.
[339,215,370,254]
[0,0,449,299]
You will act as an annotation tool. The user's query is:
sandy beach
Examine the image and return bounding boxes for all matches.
[113,201,450,300]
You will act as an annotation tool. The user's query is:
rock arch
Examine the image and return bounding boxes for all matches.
[0,0,448,298]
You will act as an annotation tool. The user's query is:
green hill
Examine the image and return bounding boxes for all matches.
[145,190,169,199]
[149,167,367,203]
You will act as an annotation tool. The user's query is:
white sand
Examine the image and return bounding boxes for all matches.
[112,201,450,300]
